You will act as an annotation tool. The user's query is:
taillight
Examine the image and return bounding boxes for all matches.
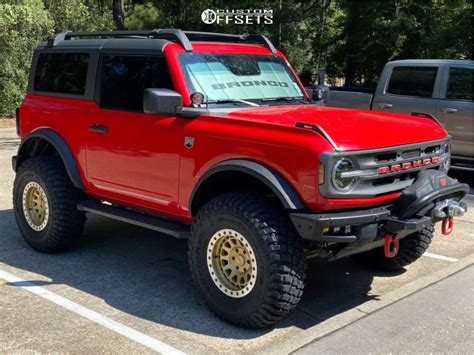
[15,107,20,136]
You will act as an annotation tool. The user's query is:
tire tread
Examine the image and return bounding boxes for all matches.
[13,156,85,252]
[188,192,306,328]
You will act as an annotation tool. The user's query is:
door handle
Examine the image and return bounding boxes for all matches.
[378,103,394,109]
[440,107,458,114]
[88,124,109,134]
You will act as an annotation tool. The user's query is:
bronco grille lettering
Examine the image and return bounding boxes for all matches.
[378,156,441,175]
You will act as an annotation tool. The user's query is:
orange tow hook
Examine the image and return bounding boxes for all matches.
[384,233,399,258]
[441,216,454,236]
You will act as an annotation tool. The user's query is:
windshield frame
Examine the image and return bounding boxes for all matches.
[177,52,310,106]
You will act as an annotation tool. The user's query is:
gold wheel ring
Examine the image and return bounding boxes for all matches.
[22,181,49,232]
[206,229,257,298]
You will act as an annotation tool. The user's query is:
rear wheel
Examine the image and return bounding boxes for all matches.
[188,192,306,328]
[13,156,86,252]
[351,226,434,271]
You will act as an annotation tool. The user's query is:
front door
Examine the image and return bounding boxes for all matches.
[86,54,183,212]
[436,66,474,160]
[372,65,440,116]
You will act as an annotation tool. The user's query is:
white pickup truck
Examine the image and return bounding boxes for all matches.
[324,59,473,170]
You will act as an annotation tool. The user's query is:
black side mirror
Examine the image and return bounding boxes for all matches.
[311,85,329,102]
[144,88,183,115]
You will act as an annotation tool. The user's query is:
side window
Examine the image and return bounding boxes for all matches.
[34,53,89,95]
[387,66,438,98]
[100,55,173,111]
[446,67,473,101]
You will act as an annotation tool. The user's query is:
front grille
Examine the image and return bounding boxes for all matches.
[400,149,420,159]
[319,138,451,198]
[376,152,398,162]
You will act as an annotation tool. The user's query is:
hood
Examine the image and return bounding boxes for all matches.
[222,105,447,151]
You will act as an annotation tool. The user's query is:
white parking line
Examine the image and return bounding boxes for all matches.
[423,252,458,263]
[0,268,185,355]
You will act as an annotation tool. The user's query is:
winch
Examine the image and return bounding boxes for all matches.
[382,170,469,256]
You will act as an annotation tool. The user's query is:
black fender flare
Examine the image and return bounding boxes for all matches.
[189,159,306,215]
[14,128,85,189]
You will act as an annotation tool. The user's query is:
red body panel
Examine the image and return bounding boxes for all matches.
[224,105,447,151]
[19,42,449,223]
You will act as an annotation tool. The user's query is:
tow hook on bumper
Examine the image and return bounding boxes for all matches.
[433,199,467,237]
[441,217,454,236]
[384,233,399,258]
[290,170,469,260]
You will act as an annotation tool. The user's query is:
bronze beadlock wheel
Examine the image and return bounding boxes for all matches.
[13,156,86,253]
[189,192,306,328]
[22,181,49,231]
[207,229,257,298]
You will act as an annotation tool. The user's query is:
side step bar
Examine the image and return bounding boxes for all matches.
[77,200,190,239]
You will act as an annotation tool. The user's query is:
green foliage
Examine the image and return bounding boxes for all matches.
[0,0,53,117]
[47,0,114,32]
[125,2,160,29]
[0,0,114,117]
[325,0,473,86]
[0,0,471,117]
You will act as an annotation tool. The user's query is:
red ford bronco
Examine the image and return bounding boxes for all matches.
[13,30,468,328]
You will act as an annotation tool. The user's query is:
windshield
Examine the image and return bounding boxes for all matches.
[178,53,305,103]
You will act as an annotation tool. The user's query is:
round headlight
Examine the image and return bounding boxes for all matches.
[333,158,357,191]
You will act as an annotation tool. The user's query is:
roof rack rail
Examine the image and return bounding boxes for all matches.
[45,29,277,54]
[183,31,277,55]
[46,31,71,47]
[151,29,193,51]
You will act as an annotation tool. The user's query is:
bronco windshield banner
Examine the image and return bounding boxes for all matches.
[179,53,304,101]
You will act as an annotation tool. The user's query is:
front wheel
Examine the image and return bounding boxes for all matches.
[188,193,306,328]
[351,225,434,271]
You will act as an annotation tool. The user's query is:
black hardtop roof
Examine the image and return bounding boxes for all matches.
[37,29,277,54]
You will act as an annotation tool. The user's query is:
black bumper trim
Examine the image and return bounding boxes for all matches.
[290,207,436,242]
[385,216,433,233]
[290,207,390,241]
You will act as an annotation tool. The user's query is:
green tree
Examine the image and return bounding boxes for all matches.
[46,0,114,32]
[0,0,114,118]
[0,0,53,117]
[324,0,473,87]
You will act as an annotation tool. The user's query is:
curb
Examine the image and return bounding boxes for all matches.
[261,253,474,354]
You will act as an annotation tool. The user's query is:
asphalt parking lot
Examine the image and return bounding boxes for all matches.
[0,127,473,354]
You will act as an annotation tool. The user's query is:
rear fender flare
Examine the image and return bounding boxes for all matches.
[15,129,85,189]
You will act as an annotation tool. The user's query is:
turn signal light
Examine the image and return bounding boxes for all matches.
[318,162,325,185]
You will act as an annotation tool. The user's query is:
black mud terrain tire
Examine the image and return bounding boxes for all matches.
[13,156,86,252]
[351,225,434,271]
[188,192,306,328]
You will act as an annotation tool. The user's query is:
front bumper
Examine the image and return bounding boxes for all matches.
[290,207,434,243]
[290,170,469,248]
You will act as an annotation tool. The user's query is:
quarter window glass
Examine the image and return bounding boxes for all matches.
[100,55,173,111]
[446,68,473,101]
[34,53,89,95]
[387,66,438,97]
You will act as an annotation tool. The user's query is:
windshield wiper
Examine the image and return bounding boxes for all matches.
[260,97,309,104]
[207,98,260,107]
